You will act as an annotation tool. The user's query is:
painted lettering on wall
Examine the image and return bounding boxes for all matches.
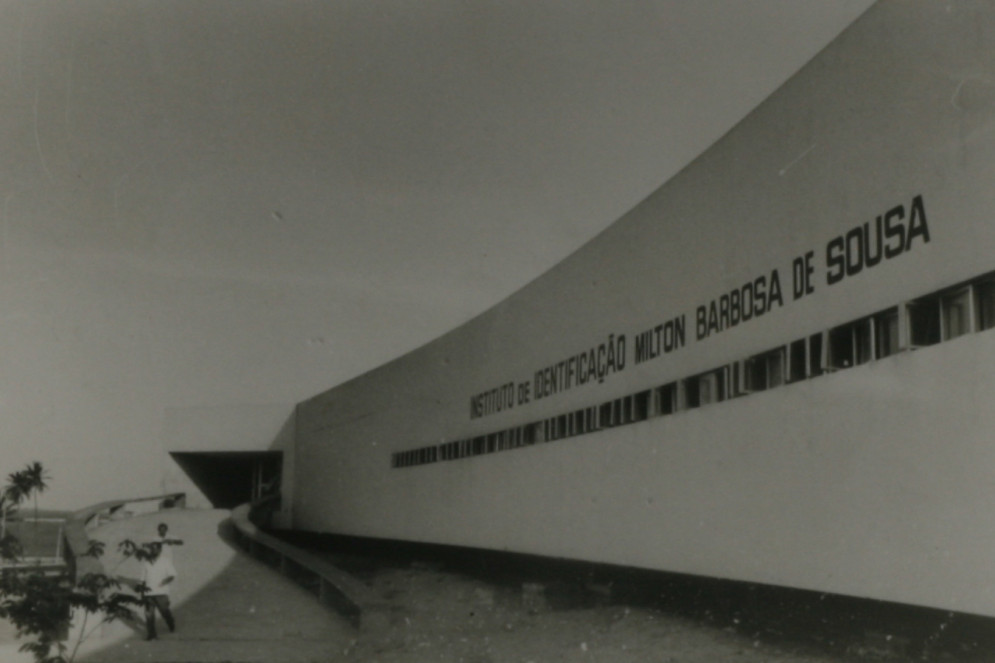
[825,195,930,286]
[468,194,930,419]
[695,269,784,340]
[533,333,627,401]
[634,315,686,364]
[469,382,516,419]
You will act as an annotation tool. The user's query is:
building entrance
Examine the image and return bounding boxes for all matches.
[170,451,282,508]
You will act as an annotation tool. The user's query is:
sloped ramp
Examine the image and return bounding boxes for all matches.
[72,509,354,662]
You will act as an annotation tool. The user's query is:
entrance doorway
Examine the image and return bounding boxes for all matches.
[170,451,282,509]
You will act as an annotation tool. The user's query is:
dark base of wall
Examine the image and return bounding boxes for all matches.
[266,529,995,658]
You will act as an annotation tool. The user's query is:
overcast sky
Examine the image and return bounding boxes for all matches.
[2,2,875,365]
[0,1,875,503]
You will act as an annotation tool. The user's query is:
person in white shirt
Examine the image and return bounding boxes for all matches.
[140,542,176,640]
[156,522,183,563]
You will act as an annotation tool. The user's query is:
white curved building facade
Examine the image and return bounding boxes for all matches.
[289,1,995,617]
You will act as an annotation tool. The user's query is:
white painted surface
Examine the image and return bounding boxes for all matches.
[293,1,995,616]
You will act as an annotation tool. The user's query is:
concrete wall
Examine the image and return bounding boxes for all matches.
[293,0,995,616]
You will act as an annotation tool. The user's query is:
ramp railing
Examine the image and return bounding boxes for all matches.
[229,499,389,631]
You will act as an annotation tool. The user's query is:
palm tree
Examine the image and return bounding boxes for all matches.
[1,469,28,544]
[1,464,48,553]
[23,461,49,520]
[21,462,50,553]
[1,488,11,541]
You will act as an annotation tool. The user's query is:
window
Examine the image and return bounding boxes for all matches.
[854,318,873,364]
[656,382,678,415]
[809,332,825,377]
[705,370,726,404]
[873,308,900,358]
[941,287,972,341]
[768,350,786,388]
[688,369,725,407]
[727,361,746,396]
[788,339,807,382]
[745,348,785,390]
[574,410,585,434]
[827,325,852,370]
[746,355,767,390]
[585,406,599,432]
[828,318,872,369]
[634,390,651,421]
[976,278,995,331]
[599,401,614,427]
[396,445,438,467]
[683,377,701,409]
[619,396,633,425]
[907,295,941,348]
[770,348,786,387]
[534,423,547,444]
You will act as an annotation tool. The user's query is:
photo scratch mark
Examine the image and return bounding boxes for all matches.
[779,144,816,176]
[949,72,995,111]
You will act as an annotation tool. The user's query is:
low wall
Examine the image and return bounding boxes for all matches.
[229,501,389,631]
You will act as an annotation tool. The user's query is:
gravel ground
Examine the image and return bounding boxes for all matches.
[348,565,837,663]
[308,548,995,663]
